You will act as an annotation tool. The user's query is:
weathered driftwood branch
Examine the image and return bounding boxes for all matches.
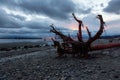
[86,15,105,45]
[72,13,83,42]
[86,26,91,39]
[91,43,120,51]
[50,24,74,42]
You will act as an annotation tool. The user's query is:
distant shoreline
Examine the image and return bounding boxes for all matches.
[0,34,119,39]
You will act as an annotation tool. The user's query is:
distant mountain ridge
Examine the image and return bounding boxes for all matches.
[101,34,120,39]
[0,34,119,39]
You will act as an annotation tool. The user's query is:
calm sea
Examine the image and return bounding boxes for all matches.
[0,39,54,46]
[0,39,44,43]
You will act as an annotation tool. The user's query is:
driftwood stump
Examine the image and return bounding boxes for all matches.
[50,13,120,58]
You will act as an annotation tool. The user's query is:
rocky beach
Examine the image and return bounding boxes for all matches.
[0,39,120,80]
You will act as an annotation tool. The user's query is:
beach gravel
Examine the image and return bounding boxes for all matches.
[0,46,120,80]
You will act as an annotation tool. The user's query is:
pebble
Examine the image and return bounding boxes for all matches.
[101,70,107,73]
[0,47,119,80]
[113,75,119,79]
[60,76,67,80]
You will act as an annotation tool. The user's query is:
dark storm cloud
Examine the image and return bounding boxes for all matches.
[20,0,76,20]
[0,8,51,29]
[24,20,50,29]
[0,0,94,38]
[0,0,76,20]
[0,8,52,38]
[103,0,120,14]
[0,8,23,28]
[0,27,52,39]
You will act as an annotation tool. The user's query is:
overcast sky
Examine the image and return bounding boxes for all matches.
[0,0,120,38]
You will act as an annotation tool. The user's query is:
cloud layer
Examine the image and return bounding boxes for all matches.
[0,0,119,38]
[0,0,78,38]
[0,0,76,20]
[103,0,120,14]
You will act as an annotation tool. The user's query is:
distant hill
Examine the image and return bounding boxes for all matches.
[0,34,119,39]
[101,35,120,39]
[0,36,42,39]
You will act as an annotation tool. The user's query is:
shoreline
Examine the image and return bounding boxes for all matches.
[0,39,119,80]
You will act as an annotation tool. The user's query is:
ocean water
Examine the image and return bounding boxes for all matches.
[0,39,54,46]
[0,39,54,48]
[0,39,44,43]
